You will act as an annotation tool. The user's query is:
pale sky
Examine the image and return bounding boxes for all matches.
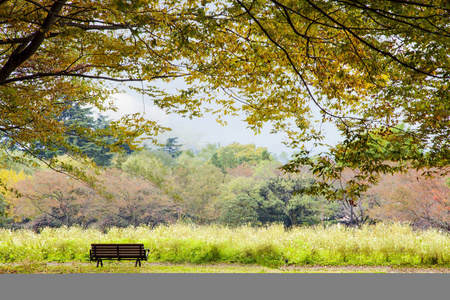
[103,83,342,157]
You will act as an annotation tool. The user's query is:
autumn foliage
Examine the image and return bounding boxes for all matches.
[1,140,450,233]
[1,1,450,201]
[368,171,450,231]
[0,143,342,230]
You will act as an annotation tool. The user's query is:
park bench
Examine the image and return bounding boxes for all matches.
[90,244,150,267]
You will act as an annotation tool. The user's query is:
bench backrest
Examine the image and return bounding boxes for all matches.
[91,244,146,259]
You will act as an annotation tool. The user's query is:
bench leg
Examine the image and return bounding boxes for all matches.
[135,259,141,267]
[97,259,103,267]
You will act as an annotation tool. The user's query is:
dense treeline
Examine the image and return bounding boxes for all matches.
[1,106,449,231]
[2,137,450,232]
[0,140,343,231]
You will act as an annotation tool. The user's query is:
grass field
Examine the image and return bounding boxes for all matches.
[1,222,450,273]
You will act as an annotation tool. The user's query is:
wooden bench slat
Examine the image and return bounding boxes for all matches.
[90,243,149,267]
[92,244,144,246]
[94,246,144,248]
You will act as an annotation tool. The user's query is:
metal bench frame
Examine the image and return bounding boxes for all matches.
[90,244,150,267]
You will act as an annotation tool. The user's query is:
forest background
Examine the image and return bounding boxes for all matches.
[1,104,450,233]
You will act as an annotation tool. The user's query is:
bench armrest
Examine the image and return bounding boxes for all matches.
[144,249,150,259]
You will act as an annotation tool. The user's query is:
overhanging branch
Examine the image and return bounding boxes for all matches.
[2,71,188,84]
[0,0,68,83]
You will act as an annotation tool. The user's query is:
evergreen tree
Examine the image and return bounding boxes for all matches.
[162,137,182,158]
[33,103,118,166]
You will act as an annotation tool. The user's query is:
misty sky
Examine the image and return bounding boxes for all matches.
[103,83,342,157]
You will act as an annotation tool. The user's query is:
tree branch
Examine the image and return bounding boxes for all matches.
[334,0,450,37]
[303,0,442,78]
[235,0,361,126]
[0,0,68,84]
[62,21,134,31]
[0,33,59,45]
[2,71,188,84]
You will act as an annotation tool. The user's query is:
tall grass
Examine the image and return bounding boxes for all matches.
[1,223,450,267]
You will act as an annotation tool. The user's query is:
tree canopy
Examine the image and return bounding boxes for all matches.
[1,0,449,201]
